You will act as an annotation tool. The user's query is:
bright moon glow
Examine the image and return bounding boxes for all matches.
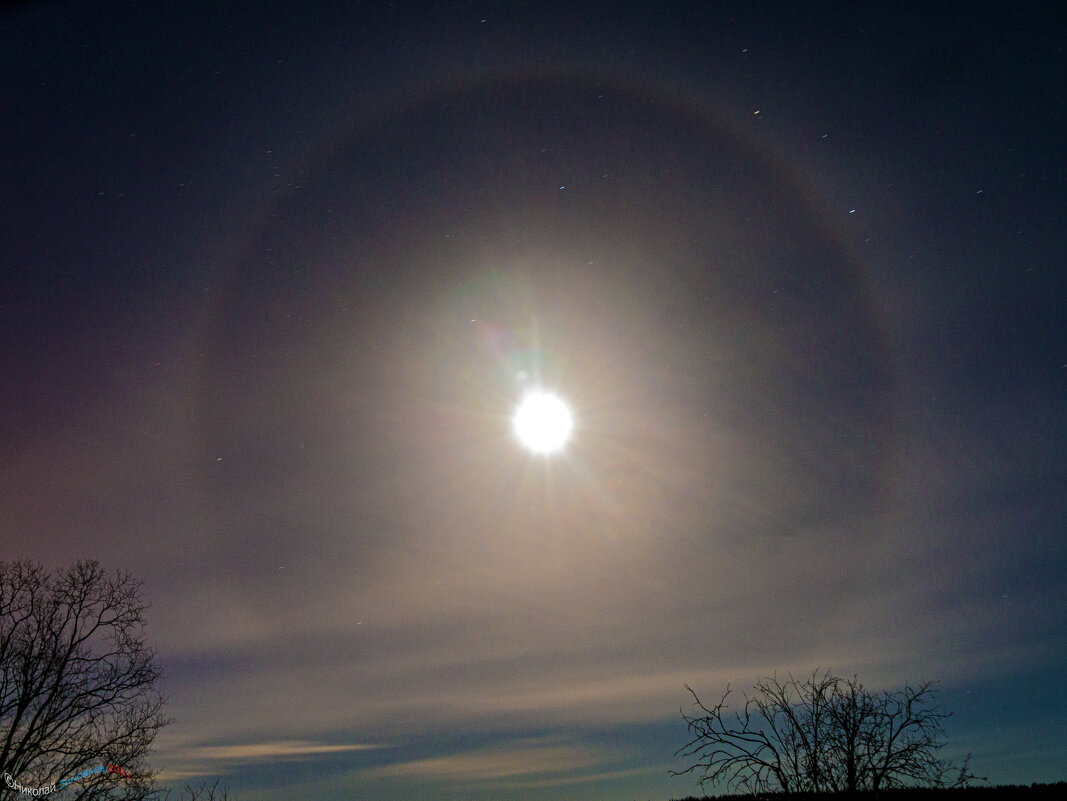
[512,391,574,454]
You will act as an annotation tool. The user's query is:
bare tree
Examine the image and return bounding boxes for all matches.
[160,778,236,801]
[859,680,979,791]
[672,670,982,796]
[0,560,170,801]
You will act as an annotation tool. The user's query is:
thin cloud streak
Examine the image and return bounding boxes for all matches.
[188,741,385,761]
[494,766,665,790]
[360,737,628,788]
[152,738,386,783]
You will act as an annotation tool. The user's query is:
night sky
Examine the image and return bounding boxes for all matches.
[2,3,1065,800]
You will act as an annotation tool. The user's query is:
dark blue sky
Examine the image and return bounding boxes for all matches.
[2,2,1064,799]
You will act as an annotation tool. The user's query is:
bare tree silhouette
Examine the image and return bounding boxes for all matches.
[160,778,235,801]
[672,669,982,796]
[0,560,169,800]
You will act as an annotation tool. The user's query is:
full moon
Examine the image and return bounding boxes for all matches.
[512,390,574,454]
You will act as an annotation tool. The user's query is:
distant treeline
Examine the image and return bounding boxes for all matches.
[670,782,1067,801]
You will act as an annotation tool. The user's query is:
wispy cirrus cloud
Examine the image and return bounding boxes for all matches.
[362,736,626,788]
[187,740,385,761]
[153,739,385,782]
